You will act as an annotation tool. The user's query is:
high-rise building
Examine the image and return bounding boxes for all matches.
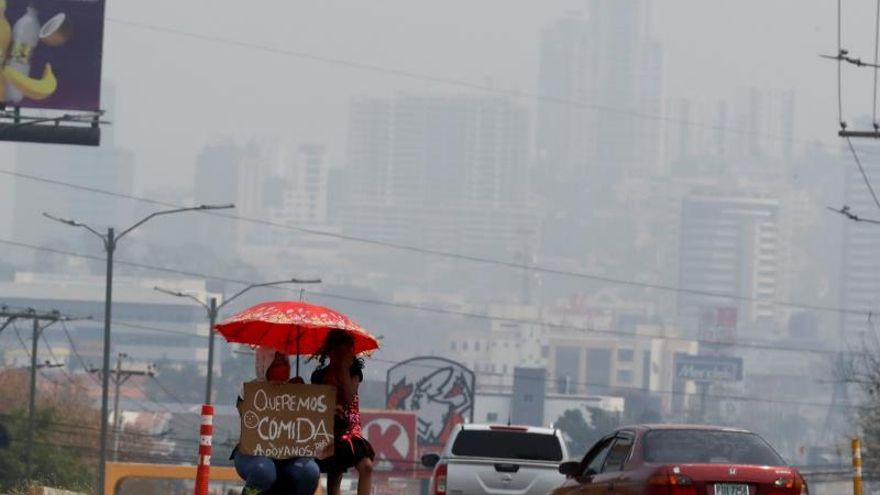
[536,3,663,186]
[342,94,532,257]
[677,190,783,330]
[231,141,339,273]
[839,149,880,337]
[274,144,329,227]
[663,89,795,171]
[192,141,244,247]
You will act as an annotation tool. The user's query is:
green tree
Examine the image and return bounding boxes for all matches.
[0,407,95,492]
[554,408,620,458]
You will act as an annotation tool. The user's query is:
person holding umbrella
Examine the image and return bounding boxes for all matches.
[230,347,320,495]
[215,301,381,495]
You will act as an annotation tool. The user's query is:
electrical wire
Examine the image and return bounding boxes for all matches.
[845,136,880,210]
[0,235,871,355]
[58,320,216,437]
[369,357,849,411]
[1,168,874,318]
[106,17,820,152]
[873,0,880,126]
[38,328,90,390]
[60,320,100,382]
[10,320,61,385]
[3,168,837,317]
[839,0,845,128]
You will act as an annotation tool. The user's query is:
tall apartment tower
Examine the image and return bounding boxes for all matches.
[536,2,663,185]
[342,94,532,257]
[678,191,784,331]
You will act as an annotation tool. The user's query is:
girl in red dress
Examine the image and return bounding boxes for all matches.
[311,330,375,495]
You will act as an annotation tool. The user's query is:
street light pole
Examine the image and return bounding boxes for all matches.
[155,277,321,405]
[205,296,217,405]
[44,203,234,495]
[100,227,115,474]
[26,316,38,478]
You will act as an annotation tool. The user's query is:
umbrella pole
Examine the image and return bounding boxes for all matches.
[296,327,301,377]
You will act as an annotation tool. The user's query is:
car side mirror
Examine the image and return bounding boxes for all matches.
[422,453,440,468]
[558,461,581,477]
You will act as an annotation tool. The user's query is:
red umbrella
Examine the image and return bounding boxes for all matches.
[214,301,380,374]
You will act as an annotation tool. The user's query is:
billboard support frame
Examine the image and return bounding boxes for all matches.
[0,106,105,146]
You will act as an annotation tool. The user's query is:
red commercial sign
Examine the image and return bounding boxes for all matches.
[360,409,418,472]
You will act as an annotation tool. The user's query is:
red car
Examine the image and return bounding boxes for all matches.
[553,425,808,495]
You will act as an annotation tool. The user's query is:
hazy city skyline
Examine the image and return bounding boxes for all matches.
[3,2,880,479]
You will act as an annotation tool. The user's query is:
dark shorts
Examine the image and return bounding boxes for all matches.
[317,415,375,473]
[318,436,376,473]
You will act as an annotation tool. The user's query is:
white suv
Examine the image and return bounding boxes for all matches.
[422,424,569,495]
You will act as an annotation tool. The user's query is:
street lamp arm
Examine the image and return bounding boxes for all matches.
[220,277,322,310]
[153,286,210,311]
[117,204,235,241]
[42,212,106,240]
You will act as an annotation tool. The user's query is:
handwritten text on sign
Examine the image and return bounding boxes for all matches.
[240,382,336,459]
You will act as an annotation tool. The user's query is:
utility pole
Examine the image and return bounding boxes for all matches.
[0,307,79,480]
[155,277,321,405]
[91,353,155,462]
[44,203,234,495]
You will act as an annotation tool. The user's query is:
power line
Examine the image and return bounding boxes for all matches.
[873,0,880,126]
[68,310,849,410]
[839,0,845,128]
[0,238,862,358]
[370,357,846,411]
[10,321,61,385]
[0,169,870,319]
[845,136,880,210]
[58,320,214,436]
[40,330,87,390]
[74,326,850,411]
[61,320,100,383]
[106,17,828,153]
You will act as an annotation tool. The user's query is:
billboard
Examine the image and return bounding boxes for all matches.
[675,354,743,383]
[699,307,738,346]
[1,0,106,111]
[360,409,418,472]
[386,357,475,447]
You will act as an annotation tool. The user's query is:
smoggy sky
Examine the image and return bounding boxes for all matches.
[0,0,871,196]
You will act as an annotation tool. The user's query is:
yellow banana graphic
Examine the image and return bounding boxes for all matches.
[4,64,57,101]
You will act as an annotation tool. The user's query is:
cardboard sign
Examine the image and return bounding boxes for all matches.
[239,382,336,459]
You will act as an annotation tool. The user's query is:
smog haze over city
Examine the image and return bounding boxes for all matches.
[3,0,880,492]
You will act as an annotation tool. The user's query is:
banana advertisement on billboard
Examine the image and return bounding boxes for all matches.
[0,0,105,111]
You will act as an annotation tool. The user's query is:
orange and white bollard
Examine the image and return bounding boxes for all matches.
[195,404,214,495]
[853,438,863,495]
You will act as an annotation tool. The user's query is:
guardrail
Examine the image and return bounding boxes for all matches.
[104,462,242,495]
[104,462,327,495]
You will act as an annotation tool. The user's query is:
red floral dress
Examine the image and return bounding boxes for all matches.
[312,368,375,472]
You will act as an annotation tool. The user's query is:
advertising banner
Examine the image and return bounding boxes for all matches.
[239,382,335,459]
[360,409,418,472]
[0,0,106,111]
[386,357,475,447]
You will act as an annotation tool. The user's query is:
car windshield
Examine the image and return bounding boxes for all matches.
[451,430,564,461]
[643,430,785,466]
